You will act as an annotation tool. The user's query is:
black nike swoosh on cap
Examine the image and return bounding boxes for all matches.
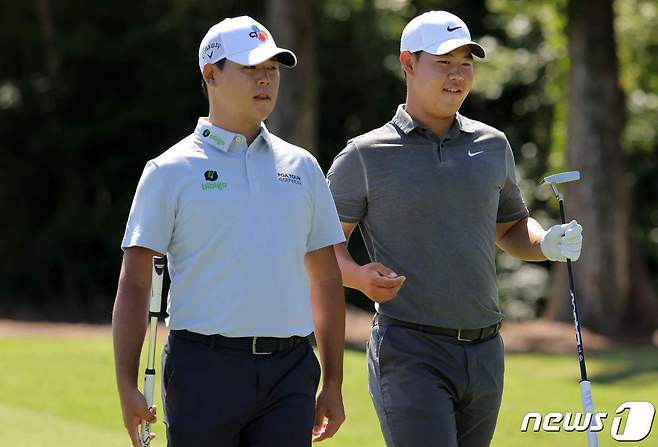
[447,25,462,32]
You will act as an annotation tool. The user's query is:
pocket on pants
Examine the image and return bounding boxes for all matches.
[370,324,388,360]
[162,342,174,392]
[368,323,390,385]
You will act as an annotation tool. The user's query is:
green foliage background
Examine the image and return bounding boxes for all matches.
[0,0,656,320]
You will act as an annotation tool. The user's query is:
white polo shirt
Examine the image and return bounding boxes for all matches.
[122,118,345,337]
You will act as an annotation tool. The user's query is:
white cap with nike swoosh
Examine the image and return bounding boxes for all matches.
[400,10,485,58]
[198,16,297,73]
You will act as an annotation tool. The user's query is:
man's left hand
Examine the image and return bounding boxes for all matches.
[312,384,345,442]
[540,220,583,262]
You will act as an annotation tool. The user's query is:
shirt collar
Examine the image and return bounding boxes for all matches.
[391,104,421,134]
[454,113,477,134]
[194,118,234,152]
[390,105,477,138]
[194,118,273,152]
[257,122,273,148]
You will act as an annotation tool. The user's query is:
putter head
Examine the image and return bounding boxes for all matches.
[543,171,581,185]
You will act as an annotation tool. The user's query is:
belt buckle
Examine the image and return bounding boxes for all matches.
[252,337,273,355]
[456,329,473,342]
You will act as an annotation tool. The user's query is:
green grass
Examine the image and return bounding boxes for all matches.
[0,335,656,446]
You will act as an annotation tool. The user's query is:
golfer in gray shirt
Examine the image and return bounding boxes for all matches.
[327,10,584,447]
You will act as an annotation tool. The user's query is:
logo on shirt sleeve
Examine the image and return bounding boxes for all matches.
[202,170,227,191]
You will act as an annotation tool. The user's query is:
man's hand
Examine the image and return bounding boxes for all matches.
[118,386,157,447]
[113,247,162,446]
[312,384,345,442]
[356,263,406,303]
[333,222,406,301]
[540,220,583,262]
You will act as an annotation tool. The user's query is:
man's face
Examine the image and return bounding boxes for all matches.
[211,58,280,124]
[406,46,474,117]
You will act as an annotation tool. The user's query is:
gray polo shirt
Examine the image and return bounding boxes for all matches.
[327,105,528,329]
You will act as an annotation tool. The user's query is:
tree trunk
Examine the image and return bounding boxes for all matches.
[265,0,317,155]
[36,0,60,83]
[36,0,85,310]
[36,0,63,108]
[545,0,658,337]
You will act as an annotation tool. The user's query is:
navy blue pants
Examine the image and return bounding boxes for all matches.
[161,332,320,447]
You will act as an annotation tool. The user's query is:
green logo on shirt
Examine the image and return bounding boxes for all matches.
[201,182,227,191]
[201,170,227,190]
[204,170,218,181]
[202,129,225,146]
[210,134,225,146]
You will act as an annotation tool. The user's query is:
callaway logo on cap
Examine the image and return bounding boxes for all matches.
[400,11,485,59]
[198,16,297,72]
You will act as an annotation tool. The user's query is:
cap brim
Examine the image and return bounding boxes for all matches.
[228,45,297,67]
[425,39,486,59]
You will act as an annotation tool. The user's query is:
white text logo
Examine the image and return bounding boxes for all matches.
[520,401,655,442]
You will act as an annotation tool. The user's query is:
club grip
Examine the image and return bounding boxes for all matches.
[141,369,156,446]
[150,257,165,314]
[141,419,152,447]
[580,380,599,447]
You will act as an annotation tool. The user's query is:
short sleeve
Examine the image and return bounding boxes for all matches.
[306,158,346,252]
[121,161,175,253]
[497,142,529,223]
[326,143,368,223]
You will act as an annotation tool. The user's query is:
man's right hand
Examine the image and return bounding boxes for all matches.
[113,247,163,446]
[118,386,157,447]
[356,262,406,303]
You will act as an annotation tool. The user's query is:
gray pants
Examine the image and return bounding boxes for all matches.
[367,318,505,447]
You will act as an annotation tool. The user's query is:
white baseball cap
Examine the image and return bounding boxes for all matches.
[400,11,485,59]
[198,16,297,72]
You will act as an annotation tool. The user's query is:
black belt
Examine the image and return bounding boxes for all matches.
[171,329,308,355]
[374,313,501,342]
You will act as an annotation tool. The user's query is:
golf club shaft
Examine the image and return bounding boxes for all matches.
[141,320,157,447]
[558,199,588,382]
[558,199,598,447]
[141,256,165,447]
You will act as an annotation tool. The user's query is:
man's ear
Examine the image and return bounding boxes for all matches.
[203,64,217,88]
[400,51,415,78]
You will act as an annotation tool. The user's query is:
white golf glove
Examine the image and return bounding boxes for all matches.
[540,220,583,262]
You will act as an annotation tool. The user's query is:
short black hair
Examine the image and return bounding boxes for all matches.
[201,59,226,99]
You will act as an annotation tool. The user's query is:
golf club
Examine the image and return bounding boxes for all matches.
[141,256,166,447]
[543,170,598,447]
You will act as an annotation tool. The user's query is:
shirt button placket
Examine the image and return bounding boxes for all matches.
[246,149,259,192]
[432,141,441,168]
